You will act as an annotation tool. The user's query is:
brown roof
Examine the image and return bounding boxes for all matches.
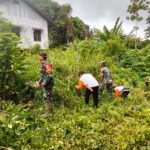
[23,0,55,26]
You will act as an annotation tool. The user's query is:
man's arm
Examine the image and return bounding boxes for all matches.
[85,84,93,92]
[75,80,83,91]
[115,89,120,99]
[110,72,113,80]
[36,81,45,87]
[36,74,51,88]
[100,69,104,82]
[41,73,53,87]
[36,74,45,87]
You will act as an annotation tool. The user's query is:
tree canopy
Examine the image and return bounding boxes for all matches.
[30,0,90,46]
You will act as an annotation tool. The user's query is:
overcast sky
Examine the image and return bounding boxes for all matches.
[55,0,147,38]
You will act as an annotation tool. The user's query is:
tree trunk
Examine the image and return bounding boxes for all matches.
[135,20,138,50]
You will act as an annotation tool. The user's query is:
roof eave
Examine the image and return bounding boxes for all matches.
[23,0,55,26]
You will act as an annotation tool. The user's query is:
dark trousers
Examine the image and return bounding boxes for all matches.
[85,86,99,108]
[121,90,130,98]
[99,83,113,99]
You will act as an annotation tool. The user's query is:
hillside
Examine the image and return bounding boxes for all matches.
[0,37,150,149]
[0,10,150,149]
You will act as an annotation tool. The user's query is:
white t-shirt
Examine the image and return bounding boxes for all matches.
[80,74,99,88]
[114,86,124,92]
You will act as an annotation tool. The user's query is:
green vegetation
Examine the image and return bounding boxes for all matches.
[0,2,150,150]
[30,0,90,46]
[0,31,150,150]
[0,98,150,149]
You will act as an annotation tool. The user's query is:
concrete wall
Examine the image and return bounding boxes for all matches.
[0,0,49,49]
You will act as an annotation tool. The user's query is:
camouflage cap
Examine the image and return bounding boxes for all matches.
[99,61,106,66]
[39,52,47,60]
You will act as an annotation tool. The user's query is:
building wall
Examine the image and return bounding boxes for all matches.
[0,0,49,49]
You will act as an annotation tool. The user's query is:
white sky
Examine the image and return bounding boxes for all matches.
[55,0,148,38]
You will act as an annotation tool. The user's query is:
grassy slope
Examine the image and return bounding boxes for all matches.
[0,42,150,149]
[0,97,150,149]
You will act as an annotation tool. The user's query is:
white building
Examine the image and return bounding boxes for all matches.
[0,0,53,49]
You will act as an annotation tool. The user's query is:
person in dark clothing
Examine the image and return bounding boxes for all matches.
[75,71,99,108]
[36,52,54,117]
[99,61,113,100]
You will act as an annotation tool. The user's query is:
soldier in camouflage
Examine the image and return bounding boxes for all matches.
[36,52,54,117]
[99,61,113,100]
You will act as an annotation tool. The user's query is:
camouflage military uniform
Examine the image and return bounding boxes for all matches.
[99,66,113,99]
[43,73,54,102]
[39,62,54,102]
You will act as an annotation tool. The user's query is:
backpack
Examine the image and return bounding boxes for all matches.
[44,62,52,73]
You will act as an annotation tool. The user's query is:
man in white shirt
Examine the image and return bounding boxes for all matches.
[75,71,99,108]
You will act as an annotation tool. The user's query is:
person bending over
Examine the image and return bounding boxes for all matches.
[75,71,99,108]
[113,86,130,99]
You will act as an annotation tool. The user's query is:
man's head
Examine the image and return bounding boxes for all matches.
[39,52,47,62]
[100,61,106,66]
[78,71,85,77]
[99,61,106,68]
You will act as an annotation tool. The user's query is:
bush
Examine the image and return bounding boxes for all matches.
[0,32,26,100]
[0,32,150,149]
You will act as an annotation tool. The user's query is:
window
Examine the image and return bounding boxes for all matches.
[33,29,42,41]
[12,26,21,37]
[12,0,19,5]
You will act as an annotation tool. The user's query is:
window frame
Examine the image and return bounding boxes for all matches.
[33,29,42,42]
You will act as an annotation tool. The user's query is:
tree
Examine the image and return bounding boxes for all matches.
[126,0,147,49]
[92,18,126,60]
[93,17,124,42]
[0,14,26,101]
[0,12,11,32]
[145,1,150,38]
[30,0,90,46]
[30,0,72,45]
[71,17,90,40]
